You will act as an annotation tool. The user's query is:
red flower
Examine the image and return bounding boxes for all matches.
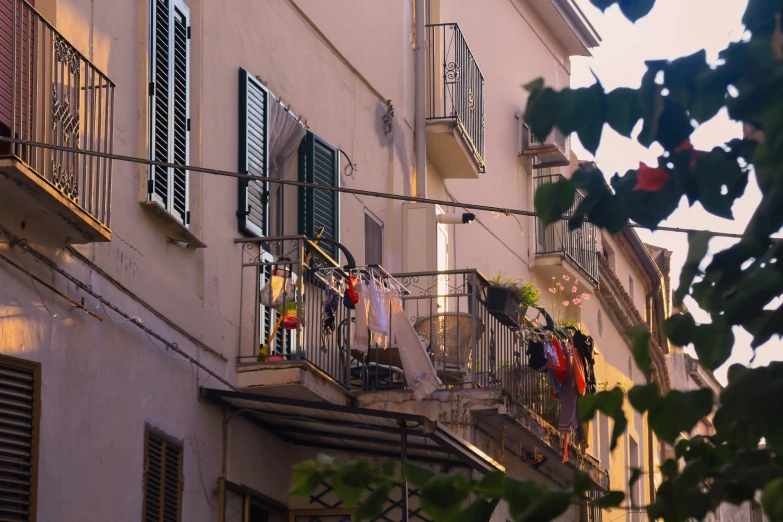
[633,162,669,192]
[674,139,701,167]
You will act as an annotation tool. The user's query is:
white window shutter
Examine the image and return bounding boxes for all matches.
[149,0,190,226]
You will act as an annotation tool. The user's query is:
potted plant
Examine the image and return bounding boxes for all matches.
[486,274,541,328]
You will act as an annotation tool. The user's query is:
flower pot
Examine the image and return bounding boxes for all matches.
[486,287,527,328]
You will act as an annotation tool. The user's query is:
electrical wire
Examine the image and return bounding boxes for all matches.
[0,136,753,240]
[0,224,238,392]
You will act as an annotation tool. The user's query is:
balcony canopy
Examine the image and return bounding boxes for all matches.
[200,388,504,474]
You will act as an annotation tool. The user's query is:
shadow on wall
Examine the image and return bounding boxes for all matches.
[374,101,412,196]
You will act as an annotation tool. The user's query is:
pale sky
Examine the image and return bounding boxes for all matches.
[568,0,779,384]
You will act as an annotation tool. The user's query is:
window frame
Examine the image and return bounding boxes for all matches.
[0,355,41,522]
[218,478,287,522]
[287,509,354,522]
[364,210,383,266]
[148,0,191,226]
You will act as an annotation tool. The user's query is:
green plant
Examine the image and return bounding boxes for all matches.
[490,273,541,308]
[292,1,783,520]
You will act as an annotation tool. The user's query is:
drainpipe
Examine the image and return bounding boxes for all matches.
[414,0,427,198]
[645,284,661,504]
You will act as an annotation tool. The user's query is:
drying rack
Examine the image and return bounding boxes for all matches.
[311,264,410,296]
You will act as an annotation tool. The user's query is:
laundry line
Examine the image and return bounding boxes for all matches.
[0,136,751,240]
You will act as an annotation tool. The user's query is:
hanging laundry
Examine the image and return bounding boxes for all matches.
[352,281,371,353]
[344,274,360,309]
[259,266,295,308]
[367,277,391,349]
[321,286,340,337]
[526,340,547,372]
[558,341,580,463]
[390,291,441,400]
[574,330,597,394]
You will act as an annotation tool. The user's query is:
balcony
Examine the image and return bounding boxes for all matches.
[533,174,599,288]
[235,249,607,488]
[425,23,485,179]
[0,0,114,246]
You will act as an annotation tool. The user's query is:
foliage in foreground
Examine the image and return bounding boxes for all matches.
[290,0,783,520]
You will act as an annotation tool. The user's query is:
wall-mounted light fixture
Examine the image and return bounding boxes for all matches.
[436,212,476,225]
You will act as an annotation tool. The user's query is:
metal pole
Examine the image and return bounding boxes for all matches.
[399,419,410,522]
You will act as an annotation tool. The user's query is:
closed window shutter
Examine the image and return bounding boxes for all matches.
[298,132,339,261]
[0,358,40,521]
[149,0,190,226]
[238,69,269,237]
[143,429,183,522]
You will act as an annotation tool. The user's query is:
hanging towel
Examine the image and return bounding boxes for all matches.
[352,282,371,353]
[390,293,441,401]
[367,278,391,348]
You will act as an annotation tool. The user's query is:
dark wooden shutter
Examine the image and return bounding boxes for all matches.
[0,357,40,522]
[149,0,189,225]
[143,428,183,522]
[298,132,339,260]
[238,68,268,237]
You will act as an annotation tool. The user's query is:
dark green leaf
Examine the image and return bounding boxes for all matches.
[655,98,695,150]
[692,323,734,371]
[404,462,436,489]
[355,483,393,521]
[461,498,500,522]
[477,470,505,497]
[606,87,644,138]
[520,491,573,522]
[577,387,624,421]
[525,87,560,143]
[610,414,628,451]
[627,325,651,375]
[693,149,748,220]
[593,491,625,508]
[762,477,783,522]
[674,232,712,306]
[288,460,323,496]
[628,383,660,413]
[573,470,591,495]
[648,389,714,444]
[723,265,783,325]
[629,468,643,503]
[664,312,697,346]
[618,0,655,22]
[534,178,575,225]
[570,82,607,155]
[660,458,679,479]
[419,474,471,521]
[332,461,373,508]
[503,478,541,519]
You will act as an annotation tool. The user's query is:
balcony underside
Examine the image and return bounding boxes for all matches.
[533,252,598,291]
[0,157,111,246]
[426,120,483,179]
[236,360,353,407]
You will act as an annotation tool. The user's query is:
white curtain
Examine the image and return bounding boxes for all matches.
[268,99,306,177]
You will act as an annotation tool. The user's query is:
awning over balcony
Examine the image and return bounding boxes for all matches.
[200,388,504,474]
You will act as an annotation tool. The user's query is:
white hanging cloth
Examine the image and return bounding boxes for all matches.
[352,282,371,353]
[390,291,441,401]
[367,277,390,349]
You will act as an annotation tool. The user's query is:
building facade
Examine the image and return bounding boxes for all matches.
[0,0,689,520]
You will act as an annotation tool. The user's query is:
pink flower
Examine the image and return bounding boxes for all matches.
[563,301,570,307]
[549,288,556,293]
[581,293,589,299]
[562,275,570,281]
[572,286,578,293]
[573,298,581,305]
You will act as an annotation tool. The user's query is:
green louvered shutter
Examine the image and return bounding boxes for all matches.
[149,0,190,226]
[237,69,269,237]
[298,132,339,261]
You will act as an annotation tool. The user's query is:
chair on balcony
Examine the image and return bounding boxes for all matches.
[414,313,485,384]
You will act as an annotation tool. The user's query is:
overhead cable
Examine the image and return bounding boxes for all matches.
[0,136,751,240]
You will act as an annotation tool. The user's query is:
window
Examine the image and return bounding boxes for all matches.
[628,274,635,301]
[219,479,285,522]
[364,212,383,266]
[601,237,615,271]
[238,68,269,238]
[298,132,339,260]
[149,0,190,225]
[142,427,183,522]
[0,355,40,521]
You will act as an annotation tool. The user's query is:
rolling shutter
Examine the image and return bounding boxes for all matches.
[0,357,39,522]
[149,0,190,226]
[143,428,183,522]
[238,68,269,237]
[298,132,339,260]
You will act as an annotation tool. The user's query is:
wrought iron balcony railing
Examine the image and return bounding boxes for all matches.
[1,0,115,228]
[534,174,600,285]
[426,23,485,171]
